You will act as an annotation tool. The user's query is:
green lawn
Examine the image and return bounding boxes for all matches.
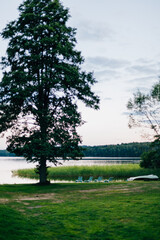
[0,181,160,240]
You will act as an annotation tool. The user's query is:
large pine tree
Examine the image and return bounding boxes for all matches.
[0,0,99,184]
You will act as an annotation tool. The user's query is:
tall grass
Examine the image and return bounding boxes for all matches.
[14,164,160,181]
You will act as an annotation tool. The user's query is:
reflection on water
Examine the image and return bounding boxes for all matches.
[0,157,38,184]
[60,157,140,166]
[0,157,140,184]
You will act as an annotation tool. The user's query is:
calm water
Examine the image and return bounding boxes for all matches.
[0,157,140,184]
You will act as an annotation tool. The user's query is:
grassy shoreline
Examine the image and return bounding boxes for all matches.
[13,164,160,181]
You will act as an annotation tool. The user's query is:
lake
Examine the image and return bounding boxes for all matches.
[0,157,140,184]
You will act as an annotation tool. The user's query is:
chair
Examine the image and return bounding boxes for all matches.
[84,176,93,182]
[104,177,114,183]
[94,176,103,182]
[75,176,83,182]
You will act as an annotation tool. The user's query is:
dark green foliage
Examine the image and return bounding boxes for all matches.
[0,0,99,184]
[83,142,150,157]
[140,135,160,168]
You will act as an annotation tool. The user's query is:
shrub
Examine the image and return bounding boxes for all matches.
[140,136,160,168]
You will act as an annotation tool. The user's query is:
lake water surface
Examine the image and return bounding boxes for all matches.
[0,157,140,184]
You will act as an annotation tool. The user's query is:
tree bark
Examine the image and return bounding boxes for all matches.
[39,159,50,185]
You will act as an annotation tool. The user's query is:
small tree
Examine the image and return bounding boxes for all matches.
[127,81,160,168]
[0,0,99,184]
[127,88,160,136]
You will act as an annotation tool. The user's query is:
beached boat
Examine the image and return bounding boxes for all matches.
[127,174,159,181]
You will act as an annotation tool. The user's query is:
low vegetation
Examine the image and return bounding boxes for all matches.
[0,182,160,240]
[14,164,160,181]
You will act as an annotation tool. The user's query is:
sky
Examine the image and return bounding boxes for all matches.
[0,0,160,148]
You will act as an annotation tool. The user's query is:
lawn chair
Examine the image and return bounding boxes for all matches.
[94,176,103,182]
[75,176,83,182]
[104,177,114,183]
[84,176,93,182]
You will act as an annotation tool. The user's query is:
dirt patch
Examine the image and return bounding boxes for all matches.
[27,205,43,209]
[78,182,160,194]
[17,193,56,201]
[78,185,128,193]
[0,198,8,203]
[16,193,64,203]
[1,193,64,204]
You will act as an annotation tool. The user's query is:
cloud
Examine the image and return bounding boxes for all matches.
[126,59,159,76]
[104,97,112,101]
[82,56,130,82]
[94,69,118,82]
[125,58,160,95]
[128,65,157,75]
[136,58,154,64]
[126,75,158,93]
[128,86,151,94]
[86,56,130,69]
[76,20,114,42]
[122,112,143,116]
[122,112,130,116]
[128,76,156,83]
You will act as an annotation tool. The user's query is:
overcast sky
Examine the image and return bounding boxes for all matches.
[0,0,160,148]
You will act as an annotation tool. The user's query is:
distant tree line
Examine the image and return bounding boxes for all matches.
[0,142,150,157]
[83,142,150,157]
[0,150,15,156]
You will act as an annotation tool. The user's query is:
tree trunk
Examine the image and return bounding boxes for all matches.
[39,159,50,185]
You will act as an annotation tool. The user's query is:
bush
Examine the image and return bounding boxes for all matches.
[140,136,160,168]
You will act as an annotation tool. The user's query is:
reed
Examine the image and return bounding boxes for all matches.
[14,164,160,181]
